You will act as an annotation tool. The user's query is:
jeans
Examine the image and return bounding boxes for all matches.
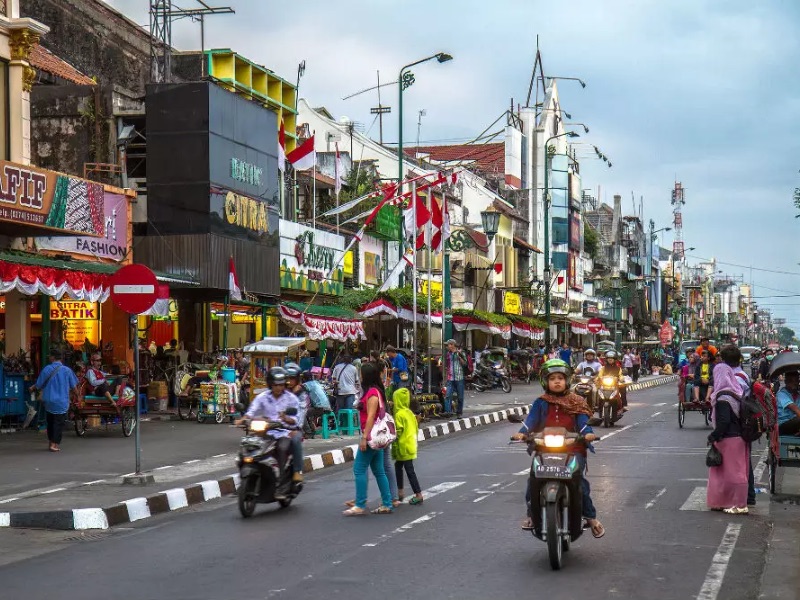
[46,411,66,444]
[335,394,355,412]
[525,455,596,520]
[383,442,399,500]
[445,379,465,415]
[353,447,392,509]
[395,459,422,495]
[289,430,303,474]
[684,382,694,403]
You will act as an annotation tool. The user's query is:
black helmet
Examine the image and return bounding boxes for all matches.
[604,350,618,360]
[284,362,301,380]
[267,366,288,386]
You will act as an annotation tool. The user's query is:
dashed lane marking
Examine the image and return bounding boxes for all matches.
[696,523,742,600]
[645,487,667,509]
[362,512,441,548]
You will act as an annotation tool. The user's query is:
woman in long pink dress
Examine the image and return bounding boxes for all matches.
[706,362,749,514]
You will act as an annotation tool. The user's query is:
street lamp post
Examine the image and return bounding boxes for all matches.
[543,130,579,347]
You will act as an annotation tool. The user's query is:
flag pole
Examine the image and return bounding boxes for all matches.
[222,291,230,355]
[312,161,317,229]
[426,190,432,394]
[411,179,418,386]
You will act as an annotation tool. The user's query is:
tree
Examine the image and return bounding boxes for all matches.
[584,222,600,260]
[777,326,796,346]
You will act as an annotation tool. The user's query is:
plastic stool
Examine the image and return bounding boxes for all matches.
[337,409,361,436]
[139,393,148,415]
[321,411,340,439]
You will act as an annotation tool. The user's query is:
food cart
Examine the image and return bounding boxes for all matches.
[243,338,306,403]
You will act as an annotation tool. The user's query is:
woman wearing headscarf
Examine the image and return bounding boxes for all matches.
[706,361,749,514]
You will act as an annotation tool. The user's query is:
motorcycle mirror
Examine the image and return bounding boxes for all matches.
[285,406,298,416]
[507,413,525,424]
[234,402,246,412]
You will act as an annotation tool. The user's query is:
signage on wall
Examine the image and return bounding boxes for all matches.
[35,192,130,261]
[230,158,263,187]
[503,291,522,315]
[279,219,345,296]
[364,251,381,285]
[50,301,98,320]
[419,279,443,303]
[294,231,336,272]
[224,191,268,233]
[0,160,105,235]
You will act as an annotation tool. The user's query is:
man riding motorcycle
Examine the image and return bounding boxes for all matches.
[511,359,605,539]
[236,367,300,499]
[597,350,628,413]
[283,362,308,485]
[575,348,602,376]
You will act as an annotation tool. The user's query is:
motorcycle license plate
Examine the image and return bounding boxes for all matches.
[534,464,572,479]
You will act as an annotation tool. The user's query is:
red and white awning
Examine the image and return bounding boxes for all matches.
[0,261,110,303]
[279,304,366,342]
[511,321,545,340]
[571,320,589,334]
[453,314,511,339]
[357,299,443,325]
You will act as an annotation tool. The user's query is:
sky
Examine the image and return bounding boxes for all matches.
[107,0,800,331]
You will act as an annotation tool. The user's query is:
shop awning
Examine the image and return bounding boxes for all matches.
[453,314,511,339]
[357,298,442,325]
[511,320,545,340]
[513,237,542,254]
[279,301,366,342]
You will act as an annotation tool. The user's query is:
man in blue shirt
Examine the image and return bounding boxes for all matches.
[776,371,800,435]
[386,346,409,387]
[30,349,79,452]
[559,343,572,366]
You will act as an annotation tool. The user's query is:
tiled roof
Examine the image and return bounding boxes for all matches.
[30,45,96,86]
[405,142,504,174]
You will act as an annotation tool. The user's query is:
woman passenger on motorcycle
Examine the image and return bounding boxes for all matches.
[284,362,308,485]
[511,360,605,538]
[597,350,628,413]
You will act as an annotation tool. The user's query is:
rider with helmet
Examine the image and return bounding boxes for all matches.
[575,348,602,377]
[284,362,308,485]
[597,350,628,412]
[511,359,605,538]
[238,366,301,498]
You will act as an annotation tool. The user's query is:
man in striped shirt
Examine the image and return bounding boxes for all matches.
[443,339,468,417]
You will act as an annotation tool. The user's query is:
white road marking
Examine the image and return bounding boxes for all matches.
[83,479,106,485]
[154,465,174,470]
[753,447,768,482]
[651,412,663,417]
[362,511,441,547]
[40,488,66,495]
[473,495,491,503]
[654,402,667,406]
[183,459,200,464]
[73,508,109,530]
[673,403,679,407]
[212,453,227,458]
[515,469,529,476]
[645,487,667,509]
[0,498,19,504]
[599,424,634,441]
[680,486,708,511]
[696,523,742,600]
[423,481,465,500]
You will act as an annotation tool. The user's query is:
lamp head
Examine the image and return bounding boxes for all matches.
[581,124,589,133]
[578,79,587,88]
[436,53,453,63]
[480,209,501,241]
[567,131,580,138]
[564,111,572,119]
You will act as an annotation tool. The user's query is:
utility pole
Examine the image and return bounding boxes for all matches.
[370,71,391,144]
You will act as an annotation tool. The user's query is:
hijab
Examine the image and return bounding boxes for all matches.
[710,362,741,418]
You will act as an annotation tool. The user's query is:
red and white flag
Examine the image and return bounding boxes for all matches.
[228,256,242,301]
[379,247,414,292]
[403,193,431,247]
[334,142,344,197]
[430,194,450,253]
[286,135,316,171]
[278,120,286,172]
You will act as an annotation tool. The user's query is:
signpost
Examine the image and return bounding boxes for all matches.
[109,264,160,482]
[587,318,603,334]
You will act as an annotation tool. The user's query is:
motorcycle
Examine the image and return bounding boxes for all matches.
[597,375,627,428]
[518,426,595,570]
[234,405,303,517]
[571,368,598,412]
[472,363,512,393]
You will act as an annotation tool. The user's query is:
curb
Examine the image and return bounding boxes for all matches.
[627,374,678,392]
[0,376,678,531]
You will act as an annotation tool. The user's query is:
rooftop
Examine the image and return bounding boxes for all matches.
[30,44,96,86]
[404,143,504,175]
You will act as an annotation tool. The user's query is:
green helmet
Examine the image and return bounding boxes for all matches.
[539,359,572,388]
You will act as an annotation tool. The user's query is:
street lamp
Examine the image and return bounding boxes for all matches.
[547,76,587,88]
[569,122,590,134]
[397,52,453,192]
[480,209,501,242]
[543,130,580,346]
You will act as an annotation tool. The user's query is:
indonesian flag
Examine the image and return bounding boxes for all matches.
[430,194,450,253]
[403,193,431,248]
[334,142,344,197]
[287,135,316,171]
[228,256,242,301]
[278,120,286,172]
[379,247,414,292]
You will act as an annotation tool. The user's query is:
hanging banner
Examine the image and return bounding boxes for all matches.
[279,303,365,342]
[503,291,522,315]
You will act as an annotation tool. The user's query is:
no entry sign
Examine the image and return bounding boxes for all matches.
[587,318,603,334]
[109,264,158,315]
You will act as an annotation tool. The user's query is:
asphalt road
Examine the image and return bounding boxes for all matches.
[0,382,783,600]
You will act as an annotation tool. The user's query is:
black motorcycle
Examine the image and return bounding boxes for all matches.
[519,426,594,570]
[597,375,626,428]
[234,405,302,517]
[571,368,598,412]
[472,363,512,393]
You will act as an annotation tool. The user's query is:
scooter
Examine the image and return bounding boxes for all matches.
[234,405,303,517]
[517,426,595,570]
[472,363,512,393]
[571,368,598,412]
[597,375,627,428]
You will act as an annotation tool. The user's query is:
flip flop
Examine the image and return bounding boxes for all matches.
[371,506,393,515]
[342,507,366,517]
[521,518,534,531]
[585,519,605,538]
[409,497,424,506]
[344,500,355,508]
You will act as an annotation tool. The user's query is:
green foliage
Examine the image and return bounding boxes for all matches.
[584,222,600,260]
[318,162,380,224]
[453,308,511,327]
[777,326,796,346]
[335,285,443,313]
[511,315,547,329]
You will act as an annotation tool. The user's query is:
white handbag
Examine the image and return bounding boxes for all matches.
[367,390,397,450]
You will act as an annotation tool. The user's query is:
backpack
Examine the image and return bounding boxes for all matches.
[303,380,331,410]
[717,389,765,444]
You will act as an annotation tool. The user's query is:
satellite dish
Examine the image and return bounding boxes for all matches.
[339,116,352,124]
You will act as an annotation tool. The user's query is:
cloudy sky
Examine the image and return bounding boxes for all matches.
[107,0,800,332]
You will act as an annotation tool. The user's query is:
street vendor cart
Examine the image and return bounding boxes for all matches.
[243,338,305,402]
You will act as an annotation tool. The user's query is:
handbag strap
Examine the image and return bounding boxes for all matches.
[41,364,62,390]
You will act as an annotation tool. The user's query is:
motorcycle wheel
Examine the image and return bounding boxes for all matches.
[501,377,512,394]
[561,504,571,553]
[238,478,257,518]
[602,403,612,428]
[474,382,486,392]
[546,501,563,570]
[678,403,686,428]
[704,409,711,427]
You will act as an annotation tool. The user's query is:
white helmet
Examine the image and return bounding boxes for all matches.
[585,348,596,358]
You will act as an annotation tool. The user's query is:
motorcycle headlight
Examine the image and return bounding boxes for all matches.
[602,377,616,387]
[544,434,566,448]
[249,420,268,433]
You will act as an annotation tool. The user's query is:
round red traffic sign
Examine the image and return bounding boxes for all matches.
[587,318,603,334]
[109,264,159,315]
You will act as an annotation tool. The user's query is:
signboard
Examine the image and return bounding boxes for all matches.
[0,160,105,236]
[50,301,97,320]
[419,279,443,303]
[62,320,99,348]
[659,320,674,345]
[364,251,381,285]
[588,318,603,333]
[279,220,345,296]
[503,291,522,315]
[223,191,268,234]
[568,212,581,251]
[370,204,402,241]
[36,192,130,262]
[583,300,599,316]
[109,264,159,315]
[343,251,354,277]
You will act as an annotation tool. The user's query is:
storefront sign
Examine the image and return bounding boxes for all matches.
[503,291,522,315]
[230,158,263,187]
[0,160,105,235]
[280,220,345,296]
[224,191,268,233]
[419,279,443,303]
[63,320,100,348]
[364,251,381,285]
[35,192,130,262]
[50,301,98,320]
[343,251,354,277]
[231,313,258,324]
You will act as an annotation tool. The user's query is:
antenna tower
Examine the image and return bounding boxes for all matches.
[671,182,685,259]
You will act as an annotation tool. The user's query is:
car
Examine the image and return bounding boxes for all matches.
[739,346,760,365]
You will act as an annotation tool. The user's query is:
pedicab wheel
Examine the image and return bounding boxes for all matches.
[214,411,225,424]
[121,408,135,437]
[177,398,196,421]
[768,450,778,494]
[546,501,563,570]
[197,411,205,424]
[678,403,685,428]
[74,416,87,436]
[278,497,293,509]
[238,481,256,518]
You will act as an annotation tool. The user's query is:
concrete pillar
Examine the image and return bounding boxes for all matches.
[4,289,28,356]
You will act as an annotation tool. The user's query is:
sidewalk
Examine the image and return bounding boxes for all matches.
[0,374,677,530]
[760,468,800,599]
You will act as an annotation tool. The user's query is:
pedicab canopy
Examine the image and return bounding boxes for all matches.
[243,337,306,400]
[768,351,800,379]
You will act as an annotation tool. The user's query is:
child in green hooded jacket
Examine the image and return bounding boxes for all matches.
[392,387,423,504]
